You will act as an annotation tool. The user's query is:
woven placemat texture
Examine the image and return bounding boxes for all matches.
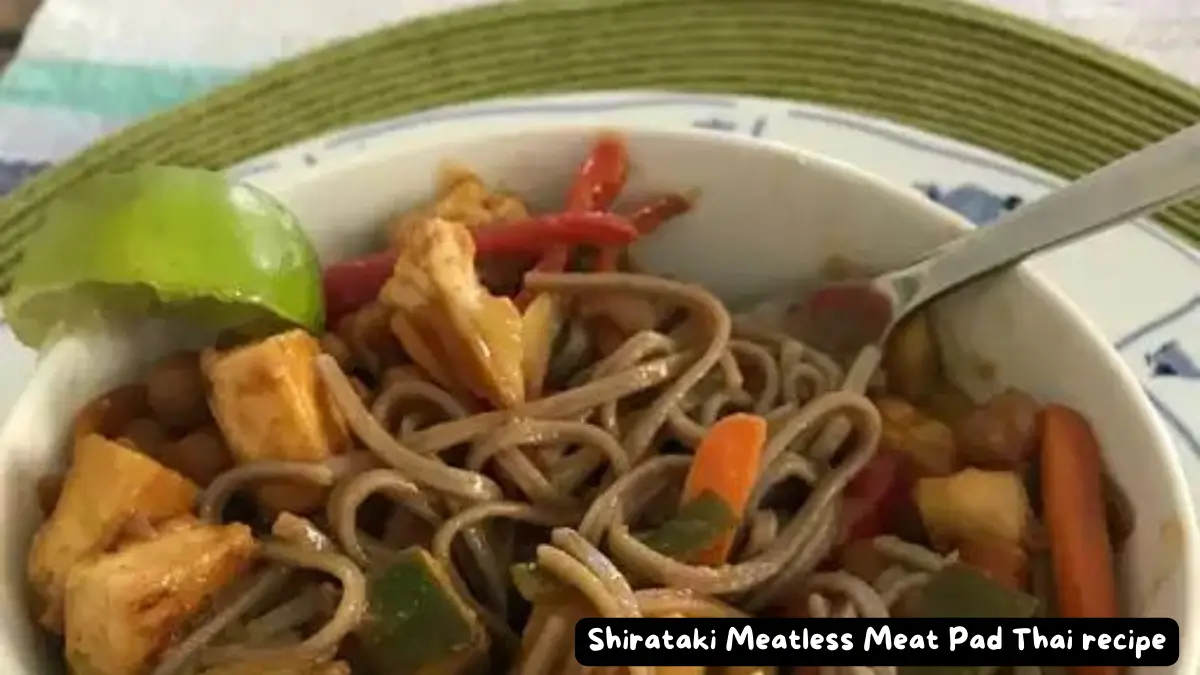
[0,0,1198,290]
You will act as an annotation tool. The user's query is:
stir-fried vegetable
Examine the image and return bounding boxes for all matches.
[323,251,398,331]
[678,413,768,564]
[390,165,530,240]
[893,564,1039,675]
[1040,405,1119,630]
[899,563,1038,620]
[324,212,638,328]
[882,311,941,402]
[63,521,254,675]
[958,534,1029,590]
[202,329,351,513]
[357,547,488,675]
[838,450,912,545]
[471,212,639,253]
[914,468,1030,549]
[517,135,630,308]
[566,135,629,212]
[640,491,740,561]
[29,434,198,630]
[382,217,526,409]
[511,561,572,604]
[594,192,694,271]
[520,293,567,400]
[876,397,957,476]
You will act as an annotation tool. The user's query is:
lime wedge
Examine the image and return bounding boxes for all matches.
[3,166,323,348]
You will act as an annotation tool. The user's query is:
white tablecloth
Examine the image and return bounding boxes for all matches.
[0,0,1196,183]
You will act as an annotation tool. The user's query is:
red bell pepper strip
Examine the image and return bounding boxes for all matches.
[520,136,630,307]
[628,192,694,235]
[837,449,911,545]
[322,213,639,328]
[322,250,396,330]
[473,212,637,254]
[593,192,695,272]
[565,134,629,212]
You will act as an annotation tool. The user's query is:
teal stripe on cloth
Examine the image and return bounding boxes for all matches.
[0,58,242,118]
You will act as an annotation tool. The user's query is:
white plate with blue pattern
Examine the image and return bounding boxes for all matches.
[2,91,1198,505]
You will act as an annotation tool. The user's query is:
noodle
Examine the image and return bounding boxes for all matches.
[524,272,732,462]
[318,355,504,503]
[432,501,574,644]
[200,542,368,667]
[149,567,291,675]
[199,462,337,522]
[326,469,440,566]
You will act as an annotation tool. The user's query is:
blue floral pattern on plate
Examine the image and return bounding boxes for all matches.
[917,183,1022,226]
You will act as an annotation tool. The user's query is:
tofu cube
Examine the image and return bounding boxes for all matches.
[202,329,350,513]
[63,522,255,675]
[28,434,197,631]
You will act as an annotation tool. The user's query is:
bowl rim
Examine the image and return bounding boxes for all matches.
[8,123,1199,673]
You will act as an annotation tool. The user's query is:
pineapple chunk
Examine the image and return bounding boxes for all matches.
[28,434,197,631]
[202,329,350,513]
[876,397,957,476]
[915,468,1031,548]
[63,522,255,675]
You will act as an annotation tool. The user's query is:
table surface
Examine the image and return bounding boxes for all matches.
[2,0,1198,85]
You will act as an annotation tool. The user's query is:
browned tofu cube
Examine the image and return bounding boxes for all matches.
[28,434,197,631]
[201,329,350,513]
[63,521,255,675]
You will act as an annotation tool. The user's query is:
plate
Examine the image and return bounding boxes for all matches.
[4,91,1198,499]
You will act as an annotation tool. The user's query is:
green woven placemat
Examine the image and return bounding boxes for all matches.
[1,0,1198,291]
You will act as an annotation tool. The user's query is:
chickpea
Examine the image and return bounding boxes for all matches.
[121,417,168,457]
[145,351,210,430]
[158,427,234,486]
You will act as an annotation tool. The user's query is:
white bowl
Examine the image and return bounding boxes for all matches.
[0,125,1195,674]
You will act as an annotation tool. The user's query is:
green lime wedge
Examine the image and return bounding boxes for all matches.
[3,166,323,348]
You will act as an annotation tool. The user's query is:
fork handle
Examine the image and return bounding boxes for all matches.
[901,122,1200,310]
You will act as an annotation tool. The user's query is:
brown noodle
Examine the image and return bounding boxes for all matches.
[155,272,958,674]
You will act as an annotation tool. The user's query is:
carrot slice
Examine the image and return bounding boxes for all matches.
[681,413,768,565]
[1040,404,1118,675]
